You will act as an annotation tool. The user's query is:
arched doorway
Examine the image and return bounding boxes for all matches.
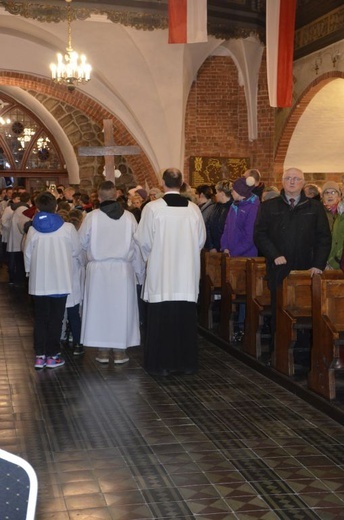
[285,78,344,173]
[274,72,344,183]
[0,93,67,193]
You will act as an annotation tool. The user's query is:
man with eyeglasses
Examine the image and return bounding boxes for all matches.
[254,167,331,354]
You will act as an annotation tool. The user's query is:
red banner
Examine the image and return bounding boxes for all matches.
[266,0,297,107]
[168,0,207,44]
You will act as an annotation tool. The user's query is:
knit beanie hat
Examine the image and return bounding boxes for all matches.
[128,185,148,200]
[136,188,148,200]
[232,176,255,198]
[322,181,340,194]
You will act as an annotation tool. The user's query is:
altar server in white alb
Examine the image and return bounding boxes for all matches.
[79,181,144,365]
[134,167,206,376]
[24,191,81,370]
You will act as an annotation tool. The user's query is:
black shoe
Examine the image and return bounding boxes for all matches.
[73,345,84,356]
[148,369,169,377]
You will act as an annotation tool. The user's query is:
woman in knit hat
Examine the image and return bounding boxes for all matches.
[220,175,260,257]
[321,180,341,231]
[220,175,260,342]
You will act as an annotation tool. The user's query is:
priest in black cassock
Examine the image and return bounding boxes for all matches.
[134,168,206,376]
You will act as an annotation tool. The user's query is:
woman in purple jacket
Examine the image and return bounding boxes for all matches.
[221,175,260,257]
[220,175,260,341]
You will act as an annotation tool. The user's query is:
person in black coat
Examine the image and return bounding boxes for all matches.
[205,180,233,251]
[254,167,331,356]
[254,168,331,283]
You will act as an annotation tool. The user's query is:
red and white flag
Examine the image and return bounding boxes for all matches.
[266,0,297,107]
[168,0,208,44]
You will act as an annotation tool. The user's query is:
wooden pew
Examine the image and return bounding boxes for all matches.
[243,258,271,359]
[274,270,312,377]
[219,256,249,343]
[199,250,223,329]
[308,271,344,400]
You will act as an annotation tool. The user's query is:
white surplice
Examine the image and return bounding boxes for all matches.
[79,208,144,349]
[134,196,206,303]
[24,222,81,296]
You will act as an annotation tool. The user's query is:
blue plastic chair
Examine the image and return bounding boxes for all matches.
[0,448,38,519]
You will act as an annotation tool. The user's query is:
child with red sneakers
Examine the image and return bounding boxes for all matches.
[24,191,81,369]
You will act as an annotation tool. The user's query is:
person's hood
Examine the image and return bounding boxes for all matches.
[32,212,64,233]
[233,193,259,206]
[10,201,26,211]
[99,200,124,220]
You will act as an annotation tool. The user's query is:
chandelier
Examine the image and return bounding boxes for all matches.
[50,0,91,92]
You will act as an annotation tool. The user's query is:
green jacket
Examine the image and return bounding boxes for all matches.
[327,212,344,269]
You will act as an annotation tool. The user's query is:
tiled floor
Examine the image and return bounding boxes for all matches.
[2,280,344,518]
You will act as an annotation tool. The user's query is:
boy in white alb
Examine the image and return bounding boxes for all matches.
[24,192,81,369]
[79,181,144,364]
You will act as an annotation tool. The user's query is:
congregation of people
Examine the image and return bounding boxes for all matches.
[0,166,342,375]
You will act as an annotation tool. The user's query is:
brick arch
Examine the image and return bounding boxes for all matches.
[274,71,344,177]
[0,71,157,187]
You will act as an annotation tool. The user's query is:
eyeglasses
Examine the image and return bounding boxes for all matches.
[323,190,338,196]
[282,177,304,183]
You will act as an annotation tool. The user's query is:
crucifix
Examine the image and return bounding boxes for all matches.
[78,119,141,185]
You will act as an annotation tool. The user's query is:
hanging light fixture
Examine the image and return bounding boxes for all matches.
[50,0,91,92]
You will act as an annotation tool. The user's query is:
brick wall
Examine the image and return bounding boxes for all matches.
[184,53,275,186]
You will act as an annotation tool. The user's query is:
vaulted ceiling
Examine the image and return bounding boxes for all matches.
[2,0,343,58]
[0,0,266,40]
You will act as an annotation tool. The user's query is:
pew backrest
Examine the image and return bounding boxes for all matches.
[309,271,344,400]
[247,258,270,308]
[229,258,247,295]
[201,250,222,289]
[221,256,254,297]
[316,271,344,330]
[280,270,312,317]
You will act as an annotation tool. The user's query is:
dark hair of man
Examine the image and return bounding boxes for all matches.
[195,184,213,199]
[162,168,183,189]
[20,192,31,204]
[80,193,90,204]
[98,181,116,201]
[35,191,57,213]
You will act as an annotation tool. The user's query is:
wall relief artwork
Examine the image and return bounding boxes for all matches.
[189,156,250,187]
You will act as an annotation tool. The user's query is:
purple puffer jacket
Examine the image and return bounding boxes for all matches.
[220,194,260,256]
